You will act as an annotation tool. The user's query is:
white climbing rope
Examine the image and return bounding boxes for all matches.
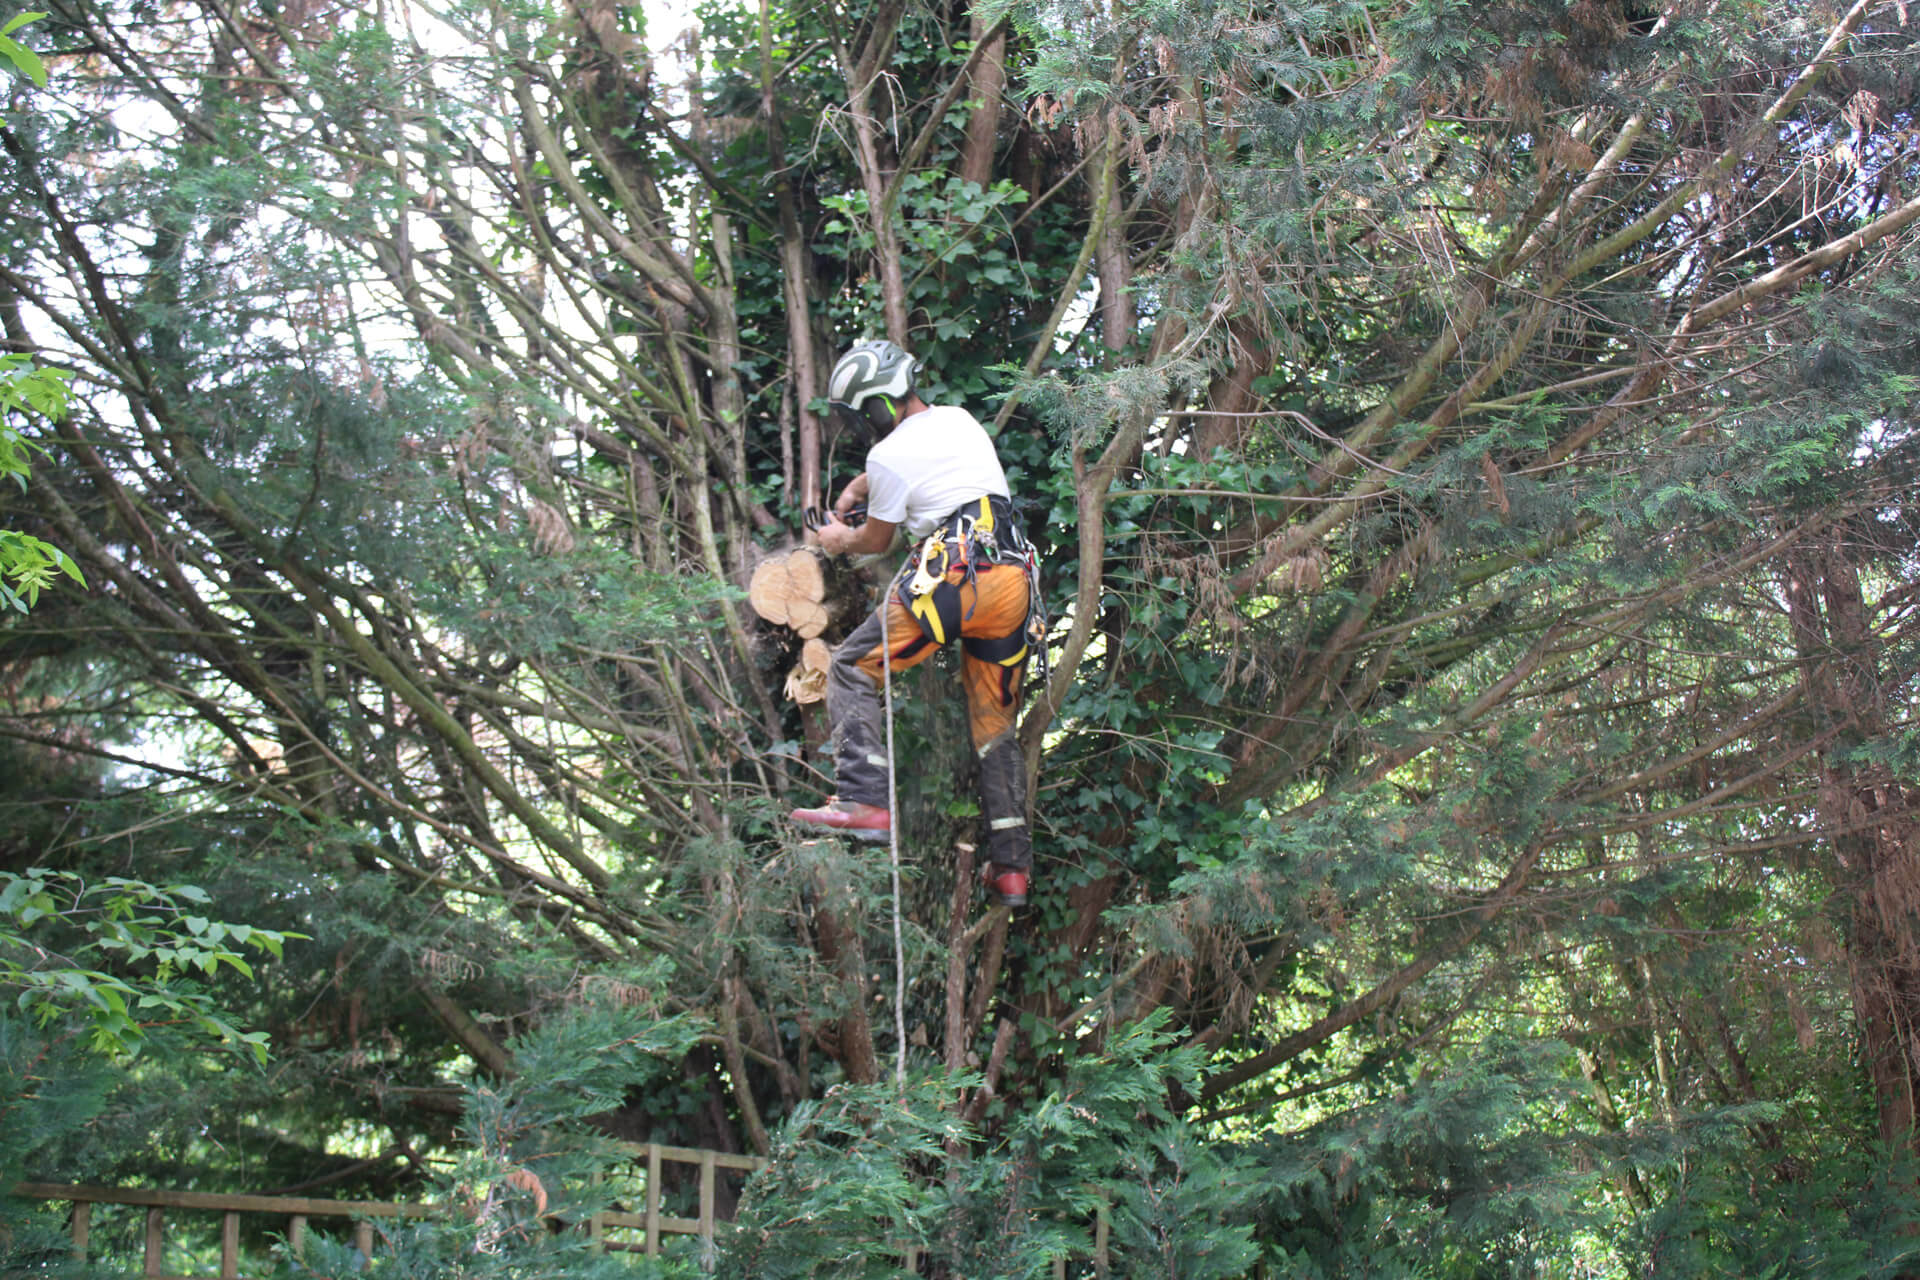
[879,596,907,1088]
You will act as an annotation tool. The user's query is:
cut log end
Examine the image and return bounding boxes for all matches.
[790,600,829,639]
[750,548,836,637]
[748,558,794,625]
[786,547,826,597]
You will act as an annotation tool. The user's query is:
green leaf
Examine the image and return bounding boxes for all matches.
[0,12,47,86]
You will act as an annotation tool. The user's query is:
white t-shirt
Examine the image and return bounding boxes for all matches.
[864,404,1011,538]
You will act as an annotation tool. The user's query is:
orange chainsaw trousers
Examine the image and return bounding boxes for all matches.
[824,562,1032,869]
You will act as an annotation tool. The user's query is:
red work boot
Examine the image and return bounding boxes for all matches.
[980,863,1029,908]
[790,799,891,844]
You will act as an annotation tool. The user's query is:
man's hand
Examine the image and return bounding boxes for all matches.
[811,471,892,555]
[816,516,857,555]
[818,511,897,557]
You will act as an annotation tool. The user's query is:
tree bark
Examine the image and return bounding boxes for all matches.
[958,13,1005,189]
[1787,534,1920,1151]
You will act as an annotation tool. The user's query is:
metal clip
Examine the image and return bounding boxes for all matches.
[906,535,949,596]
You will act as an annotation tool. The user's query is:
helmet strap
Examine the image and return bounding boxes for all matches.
[862,396,897,435]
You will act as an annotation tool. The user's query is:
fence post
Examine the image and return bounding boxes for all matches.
[220,1211,240,1280]
[354,1220,374,1262]
[289,1214,308,1261]
[143,1206,164,1279]
[644,1143,662,1256]
[68,1200,89,1260]
[698,1150,716,1243]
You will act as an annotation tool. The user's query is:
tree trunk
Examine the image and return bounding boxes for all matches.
[958,14,1005,189]
[1787,534,1920,1151]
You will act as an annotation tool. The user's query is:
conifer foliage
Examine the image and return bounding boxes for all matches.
[1,0,1919,1272]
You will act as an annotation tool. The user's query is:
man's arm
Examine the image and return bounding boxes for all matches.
[835,472,871,515]
[817,512,897,556]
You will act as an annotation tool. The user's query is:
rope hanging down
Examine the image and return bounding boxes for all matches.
[880,602,907,1088]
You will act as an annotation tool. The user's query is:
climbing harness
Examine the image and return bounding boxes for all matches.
[893,494,1049,681]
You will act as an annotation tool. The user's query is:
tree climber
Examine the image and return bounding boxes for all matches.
[790,340,1042,908]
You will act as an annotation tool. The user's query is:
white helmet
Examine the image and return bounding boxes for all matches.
[828,339,920,435]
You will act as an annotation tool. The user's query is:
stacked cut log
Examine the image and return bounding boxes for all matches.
[751,547,862,709]
[749,547,832,638]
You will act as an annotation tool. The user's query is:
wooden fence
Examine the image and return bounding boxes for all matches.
[16,1180,424,1278]
[17,1141,1107,1278]
[16,1141,765,1277]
